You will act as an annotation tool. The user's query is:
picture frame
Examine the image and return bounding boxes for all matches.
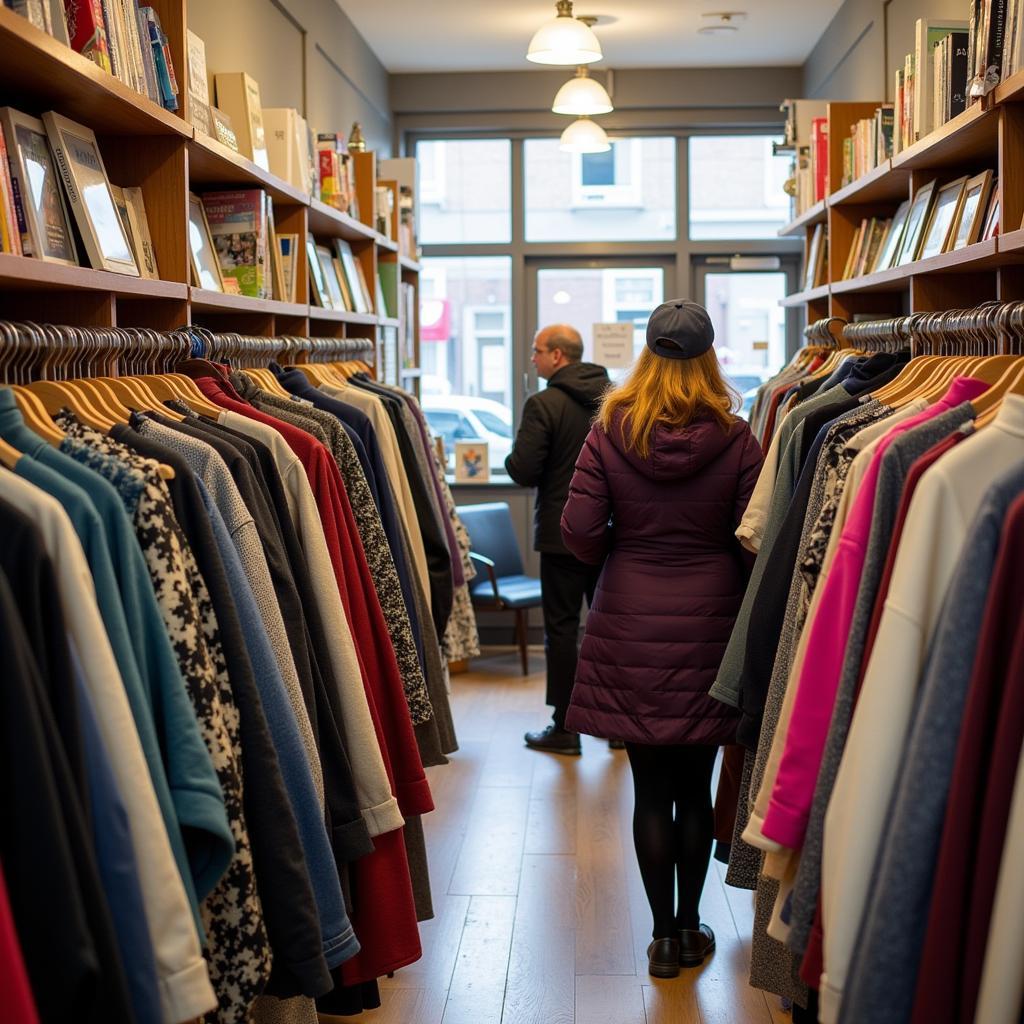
[353,258,375,315]
[187,192,224,291]
[952,170,994,249]
[455,440,490,483]
[896,179,938,265]
[41,111,138,275]
[331,256,354,310]
[982,182,1000,240]
[333,238,371,314]
[123,186,158,279]
[316,244,345,310]
[804,223,824,291]
[0,107,77,265]
[306,235,330,307]
[918,175,968,260]
[875,199,911,271]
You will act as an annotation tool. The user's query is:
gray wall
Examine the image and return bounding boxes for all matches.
[190,0,392,153]
[803,0,968,102]
[390,66,804,148]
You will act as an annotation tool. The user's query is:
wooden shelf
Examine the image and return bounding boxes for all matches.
[189,288,308,317]
[375,235,399,252]
[307,200,377,241]
[913,237,1001,274]
[831,263,912,294]
[892,102,997,171]
[778,200,827,238]
[0,253,188,298]
[781,284,830,307]
[997,227,1024,254]
[400,256,423,273]
[379,316,401,328]
[829,161,911,207]
[308,306,379,325]
[188,132,309,205]
[995,68,1024,104]
[0,7,190,137]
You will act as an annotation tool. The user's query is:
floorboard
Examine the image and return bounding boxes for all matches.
[355,651,791,1024]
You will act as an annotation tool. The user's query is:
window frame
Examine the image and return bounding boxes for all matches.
[570,139,644,209]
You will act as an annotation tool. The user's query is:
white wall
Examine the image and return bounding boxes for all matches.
[190,0,392,154]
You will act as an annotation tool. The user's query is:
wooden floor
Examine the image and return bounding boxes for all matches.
[360,650,789,1024]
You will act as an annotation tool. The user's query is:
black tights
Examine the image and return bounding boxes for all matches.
[625,742,718,940]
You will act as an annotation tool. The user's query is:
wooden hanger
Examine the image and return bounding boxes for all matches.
[137,373,225,417]
[0,436,21,469]
[969,357,1024,426]
[9,385,65,446]
[26,379,117,431]
[243,367,291,397]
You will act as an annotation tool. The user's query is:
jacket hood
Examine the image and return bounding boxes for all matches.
[547,362,610,412]
[606,409,745,482]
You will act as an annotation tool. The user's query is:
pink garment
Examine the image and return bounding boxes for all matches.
[761,376,989,848]
[0,867,39,1024]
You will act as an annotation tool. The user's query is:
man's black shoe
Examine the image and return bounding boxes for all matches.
[524,724,582,756]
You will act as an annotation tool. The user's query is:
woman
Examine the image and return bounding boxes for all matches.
[561,299,762,979]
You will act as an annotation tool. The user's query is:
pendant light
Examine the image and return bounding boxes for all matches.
[527,0,603,65]
[559,116,611,153]
[552,66,613,116]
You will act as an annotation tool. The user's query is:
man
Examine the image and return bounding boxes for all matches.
[505,324,618,755]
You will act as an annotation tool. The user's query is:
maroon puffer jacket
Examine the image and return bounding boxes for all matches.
[562,410,762,746]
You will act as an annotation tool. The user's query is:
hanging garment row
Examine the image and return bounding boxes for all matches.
[709,303,1024,1024]
[0,322,479,1024]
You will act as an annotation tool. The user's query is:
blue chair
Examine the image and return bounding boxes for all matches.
[457,501,543,675]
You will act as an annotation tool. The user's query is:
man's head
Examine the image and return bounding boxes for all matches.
[532,324,584,380]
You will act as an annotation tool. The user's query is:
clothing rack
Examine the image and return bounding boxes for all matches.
[803,317,847,348]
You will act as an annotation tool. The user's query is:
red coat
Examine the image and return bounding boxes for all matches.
[562,411,762,746]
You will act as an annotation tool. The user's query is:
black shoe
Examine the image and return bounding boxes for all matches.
[608,739,625,750]
[647,938,681,979]
[524,724,581,756]
[678,924,715,967]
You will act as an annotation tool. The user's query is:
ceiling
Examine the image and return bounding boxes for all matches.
[337,0,845,74]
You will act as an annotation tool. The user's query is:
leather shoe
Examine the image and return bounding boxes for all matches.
[647,938,681,979]
[608,739,626,750]
[678,924,715,967]
[524,724,581,756]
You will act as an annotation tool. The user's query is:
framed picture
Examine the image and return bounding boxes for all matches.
[875,199,911,271]
[804,223,824,291]
[0,107,77,265]
[333,238,371,314]
[918,175,968,260]
[123,187,158,279]
[896,179,938,265]
[306,235,330,307]
[983,183,1000,240]
[952,170,995,249]
[455,440,490,483]
[316,244,345,310]
[331,257,354,310]
[41,111,138,275]
[353,258,375,314]
[187,192,224,291]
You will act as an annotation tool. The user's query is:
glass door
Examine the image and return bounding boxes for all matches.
[692,258,800,419]
[526,258,672,392]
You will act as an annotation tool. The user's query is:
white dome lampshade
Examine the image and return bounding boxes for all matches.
[552,67,613,115]
[527,0,603,65]
[559,116,611,153]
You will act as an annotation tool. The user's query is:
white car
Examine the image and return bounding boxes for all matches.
[421,395,514,470]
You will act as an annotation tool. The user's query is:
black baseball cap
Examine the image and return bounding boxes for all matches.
[646,299,715,360]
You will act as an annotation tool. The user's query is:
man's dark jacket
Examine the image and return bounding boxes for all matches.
[505,361,610,553]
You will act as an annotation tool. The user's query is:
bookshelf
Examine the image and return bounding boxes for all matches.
[0,5,422,378]
[782,93,1024,324]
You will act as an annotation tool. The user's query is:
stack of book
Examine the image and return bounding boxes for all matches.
[1001,0,1024,82]
[894,17,969,154]
[841,105,895,187]
[316,132,356,215]
[933,30,970,129]
[31,0,181,112]
[778,98,828,218]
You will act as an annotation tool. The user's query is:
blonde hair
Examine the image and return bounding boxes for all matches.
[597,347,738,458]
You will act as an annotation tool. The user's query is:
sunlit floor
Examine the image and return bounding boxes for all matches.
[355,649,789,1024]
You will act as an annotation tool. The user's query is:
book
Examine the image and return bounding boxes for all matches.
[264,108,309,192]
[915,19,969,141]
[135,5,158,102]
[949,32,971,119]
[211,107,238,151]
[186,30,212,136]
[9,1,47,30]
[842,222,865,279]
[277,233,298,303]
[65,0,112,73]
[122,185,157,278]
[894,68,904,156]
[0,124,21,255]
[904,53,915,149]
[810,117,828,201]
[214,73,269,171]
[139,7,177,110]
[971,0,1009,96]
[201,189,266,297]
